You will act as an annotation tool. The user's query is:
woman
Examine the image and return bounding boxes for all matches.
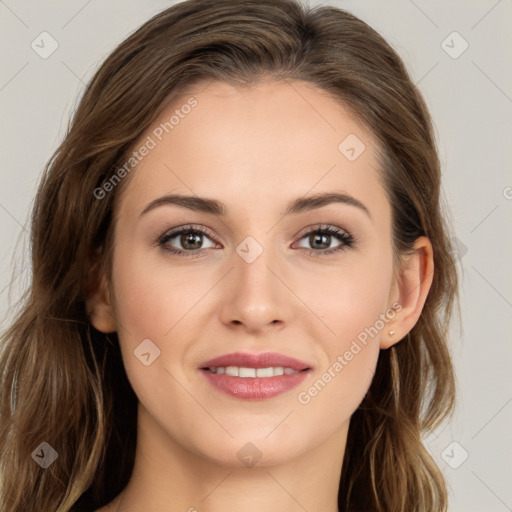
[0,0,459,510]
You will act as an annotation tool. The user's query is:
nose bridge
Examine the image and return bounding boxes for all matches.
[235,233,280,299]
[220,232,288,329]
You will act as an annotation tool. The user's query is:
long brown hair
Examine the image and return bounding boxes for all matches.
[0,1,459,510]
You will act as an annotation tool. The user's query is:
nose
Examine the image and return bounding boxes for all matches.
[218,241,291,334]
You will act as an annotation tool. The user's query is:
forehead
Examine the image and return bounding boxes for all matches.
[117,80,388,223]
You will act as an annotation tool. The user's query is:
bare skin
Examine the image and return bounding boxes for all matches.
[89,80,433,512]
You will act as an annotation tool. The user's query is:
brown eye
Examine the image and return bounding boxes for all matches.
[180,232,204,250]
[158,225,217,255]
[295,225,355,256]
[307,232,337,250]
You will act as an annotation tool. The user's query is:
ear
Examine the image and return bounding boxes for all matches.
[85,271,117,333]
[381,236,434,349]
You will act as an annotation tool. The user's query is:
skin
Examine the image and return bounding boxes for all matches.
[88,80,433,512]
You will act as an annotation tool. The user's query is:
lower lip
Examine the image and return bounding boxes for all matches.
[201,369,310,400]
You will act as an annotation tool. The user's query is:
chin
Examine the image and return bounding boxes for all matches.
[187,430,308,469]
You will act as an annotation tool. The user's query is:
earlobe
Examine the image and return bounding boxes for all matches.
[85,274,117,333]
[380,236,434,350]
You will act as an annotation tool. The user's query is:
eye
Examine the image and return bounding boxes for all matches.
[156,223,356,258]
[294,224,355,256]
[157,224,217,256]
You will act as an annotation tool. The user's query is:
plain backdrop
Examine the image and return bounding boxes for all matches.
[1,1,511,511]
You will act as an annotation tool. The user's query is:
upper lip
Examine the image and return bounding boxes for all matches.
[200,351,312,371]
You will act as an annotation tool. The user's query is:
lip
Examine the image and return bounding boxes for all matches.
[199,351,312,371]
[199,351,312,400]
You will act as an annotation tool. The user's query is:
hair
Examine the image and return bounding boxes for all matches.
[0,1,460,511]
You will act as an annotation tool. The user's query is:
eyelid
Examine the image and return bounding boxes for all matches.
[294,222,350,239]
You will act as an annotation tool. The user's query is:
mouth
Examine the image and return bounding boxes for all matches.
[199,352,312,400]
[203,366,305,377]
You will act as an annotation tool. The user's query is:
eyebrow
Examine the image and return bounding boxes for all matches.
[139,191,371,220]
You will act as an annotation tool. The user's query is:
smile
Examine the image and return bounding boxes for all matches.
[201,368,310,400]
[206,366,300,377]
[199,352,312,400]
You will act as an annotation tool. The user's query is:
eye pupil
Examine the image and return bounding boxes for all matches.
[182,233,202,250]
[310,233,330,249]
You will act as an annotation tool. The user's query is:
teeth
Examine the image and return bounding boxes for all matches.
[257,367,274,377]
[239,367,256,378]
[209,366,300,377]
[226,366,239,377]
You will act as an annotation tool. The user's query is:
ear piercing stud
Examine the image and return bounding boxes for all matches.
[388,330,395,336]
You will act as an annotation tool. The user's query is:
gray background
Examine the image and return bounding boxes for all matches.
[1,1,511,511]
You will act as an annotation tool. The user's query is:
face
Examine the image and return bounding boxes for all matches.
[96,80,403,467]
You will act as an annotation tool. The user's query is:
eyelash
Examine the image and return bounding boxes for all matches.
[156,223,356,258]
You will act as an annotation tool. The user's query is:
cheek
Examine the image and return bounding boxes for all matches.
[287,279,387,455]
[108,249,201,432]
[293,251,393,409]
[110,246,201,340]
[301,249,394,346]
[107,248,188,388]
